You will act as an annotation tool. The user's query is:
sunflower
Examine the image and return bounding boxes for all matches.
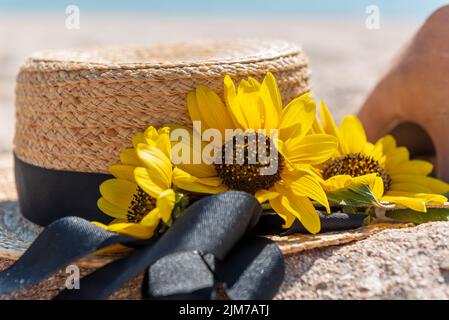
[169,72,338,233]
[313,102,449,211]
[93,126,225,239]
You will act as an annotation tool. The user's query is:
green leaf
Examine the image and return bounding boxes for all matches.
[386,208,449,224]
[326,183,384,208]
[342,206,359,214]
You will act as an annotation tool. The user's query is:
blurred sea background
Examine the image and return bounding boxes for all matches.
[0,0,448,151]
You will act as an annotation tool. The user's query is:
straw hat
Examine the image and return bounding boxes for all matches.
[0,40,395,299]
[14,40,311,174]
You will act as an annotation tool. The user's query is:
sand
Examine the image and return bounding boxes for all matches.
[0,13,421,151]
[277,221,449,299]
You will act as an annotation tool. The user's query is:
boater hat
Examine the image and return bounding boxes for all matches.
[13,40,310,225]
[0,40,395,299]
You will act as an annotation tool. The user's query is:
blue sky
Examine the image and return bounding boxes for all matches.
[0,0,447,18]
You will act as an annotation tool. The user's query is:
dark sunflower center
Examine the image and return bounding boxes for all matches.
[214,132,284,194]
[323,153,391,191]
[127,187,157,223]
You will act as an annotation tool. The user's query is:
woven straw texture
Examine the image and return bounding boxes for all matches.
[14,40,311,173]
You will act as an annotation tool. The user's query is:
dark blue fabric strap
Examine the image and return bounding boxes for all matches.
[55,191,263,299]
[144,251,217,299]
[215,236,284,300]
[0,217,134,295]
[252,210,366,235]
[143,236,284,300]
[14,155,112,226]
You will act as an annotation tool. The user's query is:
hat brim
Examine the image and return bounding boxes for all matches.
[0,152,411,299]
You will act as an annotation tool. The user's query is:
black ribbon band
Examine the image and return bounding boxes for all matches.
[253,211,367,236]
[55,192,263,299]
[143,236,284,300]
[0,217,135,294]
[14,155,111,226]
[1,192,283,299]
[14,155,366,234]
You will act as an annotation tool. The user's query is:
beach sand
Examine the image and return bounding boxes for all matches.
[0,14,419,151]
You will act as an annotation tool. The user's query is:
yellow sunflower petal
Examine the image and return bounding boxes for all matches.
[236,78,263,129]
[247,76,262,89]
[172,168,227,194]
[167,123,218,178]
[370,141,385,163]
[289,196,321,234]
[362,142,376,158]
[93,243,133,255]
[284,173,330,213]
[156,189,175,223]
[194,176,224,187]
[92,221,110,230]
[338,115,367,154]
[143,126,159,146]
[187,91,202,124]
[384,147,409,171]
[99,179,137,210]
[375,134,397,155]
[269,196,297,229]
[380,194,427,212]
[92,221,108,228]
[351,174,385,199]
[94,220,153,245]
[109,165,135,181]
[284,134,338,165]
[102,222,155,240]
[136,144,172,188]
[319,101,339,137]
[390,175,449,194]
[388,160,433,176]
[177,163,218,180]
[272,138,292,167]
[155,127,172,159]
[132,132,146,149]
[195,85,235,134]
[259,72,282,130]
[271,194,321,234]
[238,78,260,93]
[224,75,248,129]
[120,148,141,166]
[255,189,279,203]
[311,117,324,134]
[385,191,447,205]
[134,167,165,198]
[97,197,127,220]
[322,175,353,192]
[140,208,161,227]
[279,93,316,141]
[390,182,432,194]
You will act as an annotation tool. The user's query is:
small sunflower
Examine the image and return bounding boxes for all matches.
[313,102,449,211]
[93,126,225,239]
[170,72,339,234]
